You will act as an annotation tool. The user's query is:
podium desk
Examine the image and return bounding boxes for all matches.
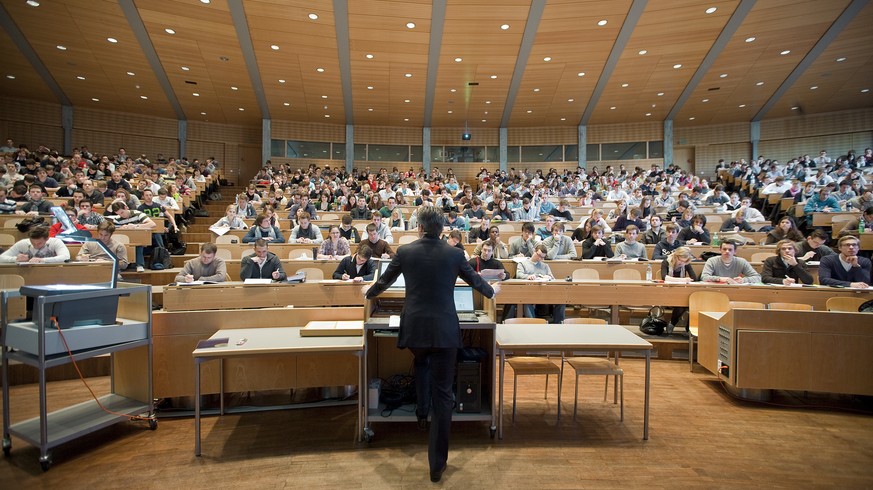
[193,326,364,456]
[162,280,366,311]
[0,262,114,286]
[496,323,652,440]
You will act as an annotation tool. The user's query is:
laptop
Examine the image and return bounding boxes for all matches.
[453,286,480,323]
[376,260,405,289]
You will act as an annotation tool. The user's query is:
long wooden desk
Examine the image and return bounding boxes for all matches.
[161,281,366,311]
[193,326,364,456]
[0,262,114,285]
[496,323,652,439]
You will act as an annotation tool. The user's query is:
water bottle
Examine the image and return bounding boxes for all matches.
[861,220,866,234]
[712,231,720,246]
[610,233,616,245]
[645,263,653,281]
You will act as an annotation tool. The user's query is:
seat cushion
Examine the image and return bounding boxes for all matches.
[508,357,560,375]
[565,357,623,375]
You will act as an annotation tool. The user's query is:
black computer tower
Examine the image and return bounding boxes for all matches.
[455,361,481,413]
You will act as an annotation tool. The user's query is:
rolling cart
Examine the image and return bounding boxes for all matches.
[1,283,155,470]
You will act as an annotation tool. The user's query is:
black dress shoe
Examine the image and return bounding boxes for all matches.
[417,416,428,431]
[430,464,447,483]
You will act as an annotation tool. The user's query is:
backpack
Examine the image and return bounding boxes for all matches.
[149,246,173,270]
[639,306,669,336]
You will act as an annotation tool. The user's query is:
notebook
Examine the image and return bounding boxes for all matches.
[454,286,479,323]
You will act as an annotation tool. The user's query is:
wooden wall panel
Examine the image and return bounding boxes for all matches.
[760,108,873,141]
[356,125,422,145]
[695,142,752,179]
[0,97,63,151]
[271,120,346,142]
[588,121,663,143]
[507,126,576,146]
[759,132,872,165]
[432,127,499,146]
[674,122,749,146]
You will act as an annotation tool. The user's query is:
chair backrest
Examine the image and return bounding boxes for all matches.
[3,218,23,228]
[0,233,15,246]
[705,221,724,233]
[215,235,238,245]
[688,291,730,328]
[296,267,324,281]
[288,248,311,259]
[572,268,600,281]
[320,213,340,221]
[0,274,24,290]
[826,296,867,312]
[497,223,515,233]
[830,214,854,225]
[750,252,771,263]
[354,223,369,233]
[613,268,641,281]
[214,249,232,261]
[241,248,256,258]
[113,234,130,244]
[398,235,417,244]
[769,302,813,311]
[503,317,547,324]
[563,318,607,325]
[729,301,766,310]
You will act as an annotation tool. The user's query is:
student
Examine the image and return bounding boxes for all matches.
[760,240,814,286]
[701,241,761,284]
[580,225,614,259]
[615,225,648,260]
[175,242,227,283]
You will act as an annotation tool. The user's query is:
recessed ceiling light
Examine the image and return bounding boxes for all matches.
[404,73,412,78]
[231,86,238,90]
[739,104,746,108]
[861,88,870,93]
[780,50,791,55]
[6,75,15,80]
[201,112,206,115]
[560,117,566,121]
[366,54,374,59]
[450,88,456,93]
[543,57,551,62]
[610,106,616,110]
[368,108,373,111]
[271,45,279,50]
[577,72,585,77]
[673,64,682,69]
[484,111,488,115]
[107,37,118,43]
[568,98,574,102]
[638,50,647,55]
[481,119,486,123]
[836,57,846,62]
[193,93,199,96]
[705,7,717,14]
[533,88,540,92]
[278,79,285,83]
[26,0,40,6]
[645,113,651,116]
[485,101,491,104]
[597,20,607,26]
[756,81,764,86]
[181,66,190,71]
[689,117,695,120]
[91,98,99,102]
[490,75,497,79]
[239,107,245,111]
[404,118,409,121]
[165,28,175,35]
[317,68,325,72]
[745,37,756,43]
[283,102,290,106]
[219,56,229,62]
[448,110,453,114]
[367,86,374,90]
[200,0,210,4]
[702,98,709,102]
[719,73,728,78]
[791,106,799,110]
[126,71,135,76]
[321,95,327,99]
[657,92,664,96]
[308,13,318,20]
[140,95,148,100]
[621,83,629,87]
[404,99,410,103]
[500,24,510,30]
[651,104,656,108]
[56,45,67,51]
[76,76,85,80]
[406,22,415,29]
[810,86,818,90]
[454,57,462,62]
[323,105,328,109]
[324,114,330,118]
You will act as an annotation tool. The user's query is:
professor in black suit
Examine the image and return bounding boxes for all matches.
[364,206,500,483]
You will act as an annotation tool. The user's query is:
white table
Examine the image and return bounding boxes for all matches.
[192,327,364,456]
[496,324,653,440]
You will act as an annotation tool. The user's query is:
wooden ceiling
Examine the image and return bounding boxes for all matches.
[1,0,870,131]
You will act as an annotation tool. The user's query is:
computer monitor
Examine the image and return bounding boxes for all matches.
[453,286,475,313]
[376,260,405,289]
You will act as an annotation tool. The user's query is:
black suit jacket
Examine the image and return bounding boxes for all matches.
[332,255,377,280]
[760,256,814,285]
[366,235,494,349]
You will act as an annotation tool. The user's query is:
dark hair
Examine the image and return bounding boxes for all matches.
[201,242,218,254]
[521,222,535,234]
[29,226,50,239]
[341,214,352,225]
[808,229,829,240]
[97,220,115,234]
[254,239,268,248]
[357,244,372,259]
[415,206,444,237]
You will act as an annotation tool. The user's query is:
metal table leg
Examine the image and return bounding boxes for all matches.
[194,358,201,457]
[644,349,650,441]
[498,349,505,439]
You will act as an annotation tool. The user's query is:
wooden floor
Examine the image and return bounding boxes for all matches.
[2,359,872,488]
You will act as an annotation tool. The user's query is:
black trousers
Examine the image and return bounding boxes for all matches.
[410,347,457,473]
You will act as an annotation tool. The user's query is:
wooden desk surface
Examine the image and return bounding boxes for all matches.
[812,211,860,227]
[0,262,115,285]
[194,327,363,358]
[496,323,652,351]
[162,280,366,311]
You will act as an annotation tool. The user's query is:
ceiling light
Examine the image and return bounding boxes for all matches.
[810,86,818,90]
[404,73,412,77]
[500,24,510,30]
[490,75,497,79]
[577,72,585,77]
[76,76,85,80]
[543,57,551,62]
[140,95,148,100]
[181,66,190,71]
[200,0,210,4]
[308,13,318,20]
[861,88,870,93]
[597,20,607,26]
[450,89,456,93]
[219,56,229,62]
[756,81,764,86]
[366,54,374,59]
[448,110,453,114]
[560,118,566,121]
[317,68,325,72]
[673,64,682,69]
[524,110,531,114]
[56,45,67,51]
[26,0,40,6]
[621,83,629,87]
[745,37,756,43]
[324,114,330,118]
[652,104,656,108]
[568,98,574,102]
[610,106,616,110]
[368,108,373,111]
[6,75,16,80]
[705,7,717,14]
[657,92,664,96]
[406,22,415,29]
[638,50,647,55]
[533,88,540,92]
[165,28,175,35]
[193,93,199,96]
[791,106,799,110]
[482,119,487,123]
[645,113,651,116]
[321,95,328,99]
[719,73,728,78]
[107,38,118,43]
[323,105,328,109]
[404,99,410,103]
[231,86,238,90]
[702,98,709,102]
[271,45,279,50]
[283,102,290,106]
[484,111,488,115]
[485,101,491,104]
[454,57,462,62]
[739,104,746,108]
[239,107,245,111]
[689,117,695,120]
[126,71,135,76]
[91,98,99,102]
[278,79,285,83]
[201,112,207,116]
[367,86,374,90]
[836,57,846,62]
[404,118,409,121]
[780,50,791,55]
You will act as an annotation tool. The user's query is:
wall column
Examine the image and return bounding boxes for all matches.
[663,119,673,166]
[422,127,431,173]
[261,119,270,165]
[61,105,73,156]
[750,120,760,163]
[178,119,187,160]
[578,124,586,169]
[499,127,507,171]
[345,124,354,174]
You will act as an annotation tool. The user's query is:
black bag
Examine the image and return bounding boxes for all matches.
[149,246,173,270]
[699,251,720,261]
[16,217,46,233]
[195,209,209,217]
[166,229,187,255]
[639,306,669,336]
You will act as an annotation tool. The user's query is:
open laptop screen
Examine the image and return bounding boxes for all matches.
[377,260,405,289]
[453,286,475,313]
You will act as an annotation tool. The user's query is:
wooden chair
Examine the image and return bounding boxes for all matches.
[0,274,26,321]
[561,313,624,421]
[688,291,730,371]
[354,223,369,234]
[296,267,324,281]
[768,302,813,311]
[214,249,232,261]
[398,235,417,244]
[240,248,256,258]
[496,223,515,233]
[729,301,765,310]
[113,234,130,244]
[320,213,339,221]
[750,252,771,263]
[826,296,867,312]
[215,235,239,245]
[563,318,607,325]
[288,249,311,259]
[571,269,610,318]
[504,318,562,422]
[612,268,647,320]
[0,233,15,247]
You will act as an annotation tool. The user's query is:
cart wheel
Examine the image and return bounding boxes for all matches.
[2,436,11,457]
[148,418,158,430]
[489,427,496,439]
[39,453,52,471]
[362,427,375,443]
